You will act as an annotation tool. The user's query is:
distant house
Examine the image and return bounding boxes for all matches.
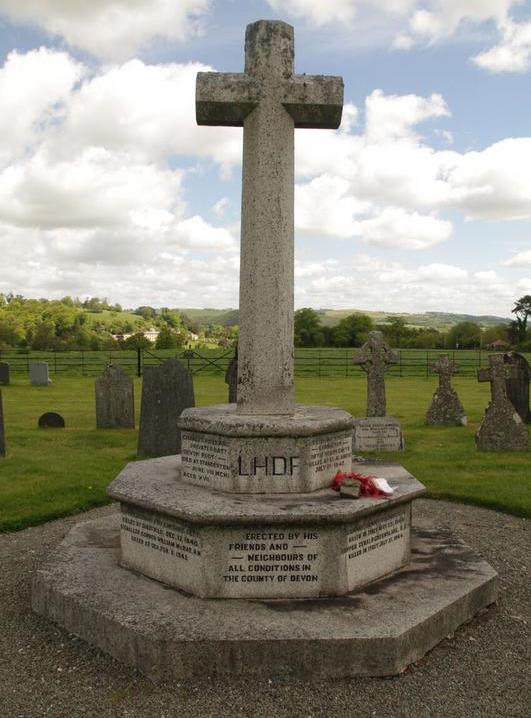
[111,328,160,343]
[486,339,509,351]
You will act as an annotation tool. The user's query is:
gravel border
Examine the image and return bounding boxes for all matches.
[0,499,529,718]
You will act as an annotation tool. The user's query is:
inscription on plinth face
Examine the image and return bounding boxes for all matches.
[346,506,410,590]
[220,528,322,598]
[120,505,202,594]
[181,429,352,493]
[181,432,231,485]
[352,419,403,451]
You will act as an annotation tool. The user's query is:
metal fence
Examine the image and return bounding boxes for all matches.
[1,347,528,379]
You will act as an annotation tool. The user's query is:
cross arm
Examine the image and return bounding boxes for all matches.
[196,72,258,126]
[384,348,399,365]
[352,348,370,365]
[477,368,490,383]
[283,75,344,129]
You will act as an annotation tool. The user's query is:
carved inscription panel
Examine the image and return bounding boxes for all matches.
[120,505,202,593]
[353,420,403,451]
[346,507,409,590]
[181,431,230,485]
[220,528,322,598]
[307,432,352,476]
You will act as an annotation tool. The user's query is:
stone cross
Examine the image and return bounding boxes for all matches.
[477,354,518,405]
[432,354,459,391]
[196,20,343,415]
[352,331,399,417]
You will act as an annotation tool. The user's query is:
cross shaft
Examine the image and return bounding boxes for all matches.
[196,20,343,415]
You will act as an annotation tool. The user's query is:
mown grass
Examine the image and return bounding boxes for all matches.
[0,375,529,532]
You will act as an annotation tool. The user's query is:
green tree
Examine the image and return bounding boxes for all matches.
[294,308,325,347]
[447,321,482,349]
[512,295,531,342]
[155,325,179,349]
[123,332,152,349]
[330,313,373,347]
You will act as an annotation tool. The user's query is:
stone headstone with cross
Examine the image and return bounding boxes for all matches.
[504,352,530,424]
[351,331,403,450]
[0,389,5,458]
[95,365,135,429]
[476,354,528,451]
[137,358,195,457]
[426,354,467,426]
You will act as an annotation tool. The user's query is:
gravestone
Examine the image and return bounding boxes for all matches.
[30,362,51,386]
[504,352,530,424]
[38,412,65,428]
[34,20,497,681]
[0,362,10,385]
[476,354,528,451]
[95,365,135,429]
[137,358,195,456]
[352,331,403,450]
[426,354,467,426]
[0,389,5,457]
[225,347,238,403]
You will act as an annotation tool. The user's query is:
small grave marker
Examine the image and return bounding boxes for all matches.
[476,354,528,451]
[0,389,5,457]
[30,362,51,386]
[225,347,238,403]
[138,358,195,456]
[38,412,65,429]
[95,365,135,428]
[0,362,10,385]
[504,352,530,424]
[426,354,466,425]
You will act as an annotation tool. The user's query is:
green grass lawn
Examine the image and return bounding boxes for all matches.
[0,375,529,532]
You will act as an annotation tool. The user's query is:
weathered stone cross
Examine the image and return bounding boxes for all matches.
[477,353,518,405]
[196,20,343,415]
[352,331,399,417]
[432,354,459,391]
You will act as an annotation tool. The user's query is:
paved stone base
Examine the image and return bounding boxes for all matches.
[32,514,497,681]
[352,417,404,451]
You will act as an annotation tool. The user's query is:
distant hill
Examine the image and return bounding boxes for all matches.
[177,308,511,330]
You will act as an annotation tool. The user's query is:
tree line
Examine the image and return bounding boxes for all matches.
[294,297,531,351]
[1,293,529,352]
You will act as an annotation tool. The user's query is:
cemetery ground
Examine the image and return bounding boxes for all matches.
[0,374,529,718]
[0,374,529,532]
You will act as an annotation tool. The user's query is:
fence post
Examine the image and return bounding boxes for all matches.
[54,350,57,375]
[426,351,429,378]
[81,350,85,377]
[399,351,402,377]
[26,350,30,373]
[137,347,142,377]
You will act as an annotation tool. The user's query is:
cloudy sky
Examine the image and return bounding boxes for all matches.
[0,0,530,316]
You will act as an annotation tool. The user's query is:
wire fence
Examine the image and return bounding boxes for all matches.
[1,347,528,379]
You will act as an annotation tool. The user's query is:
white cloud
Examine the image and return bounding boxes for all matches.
[59,59,242,166]
[294,255,514,314]
[365,90,449,142]
[171,215,235,250]
[0,147,184,229]
[0,48,83,163]
[503,249,531,267]
[267,0,358,25]
[473,18,531,73]
[357,208,452,249]
[0,0,209,60]
[295,175,369,238]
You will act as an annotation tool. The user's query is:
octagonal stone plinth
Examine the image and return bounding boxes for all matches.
[107,455,425,599]
[178,404,354,493]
